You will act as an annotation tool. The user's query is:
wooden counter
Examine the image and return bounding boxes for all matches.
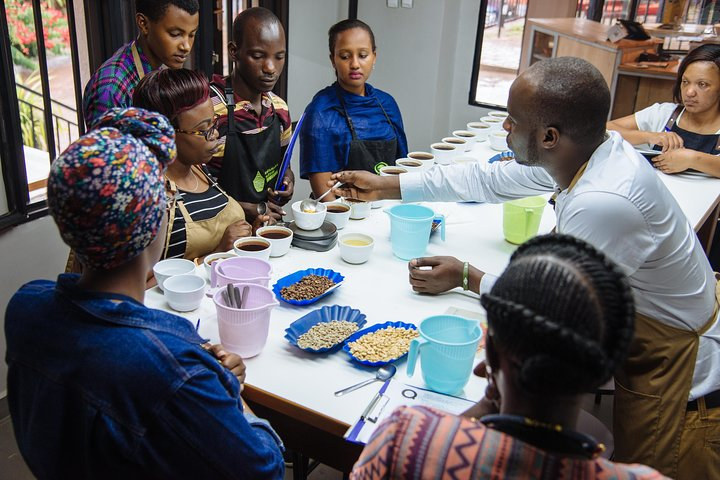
[522,18,671,119]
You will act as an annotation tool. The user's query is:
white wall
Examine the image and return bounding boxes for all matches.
[0,216,69,396]
[355,0,489,149]
[285,0,490,202]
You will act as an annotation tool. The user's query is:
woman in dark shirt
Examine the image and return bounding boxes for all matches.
[134,69,271,261]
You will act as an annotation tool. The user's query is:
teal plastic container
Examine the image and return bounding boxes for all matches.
[407,315,482,395]
[385,204,445,260]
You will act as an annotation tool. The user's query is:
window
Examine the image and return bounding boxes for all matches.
[470,0,529,108]
[0,0,83,229]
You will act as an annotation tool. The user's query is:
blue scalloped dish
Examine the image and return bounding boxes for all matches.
[272,268,345,306]
[342,321,418,367]
[284,305,367,353]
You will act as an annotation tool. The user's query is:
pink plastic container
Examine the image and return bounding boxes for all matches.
[212,282,279,358]
[210,257,272,289]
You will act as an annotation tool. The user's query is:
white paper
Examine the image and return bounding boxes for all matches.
[345,379,476,444]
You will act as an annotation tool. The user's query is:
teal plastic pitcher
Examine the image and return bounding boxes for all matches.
[406,315,482,395]
[385,204,445,260]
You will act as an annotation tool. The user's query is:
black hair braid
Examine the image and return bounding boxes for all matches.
[482,234,635,396]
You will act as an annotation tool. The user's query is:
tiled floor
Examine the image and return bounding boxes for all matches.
[0,393,613,480]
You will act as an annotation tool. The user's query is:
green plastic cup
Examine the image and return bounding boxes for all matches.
[503,196,546,244]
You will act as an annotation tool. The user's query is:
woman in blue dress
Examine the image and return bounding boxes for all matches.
[300,19,408,201]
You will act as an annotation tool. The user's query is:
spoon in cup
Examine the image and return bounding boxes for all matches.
[299,181,343,213]
[334,364,397,396]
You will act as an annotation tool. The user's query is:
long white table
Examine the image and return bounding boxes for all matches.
[145,139,719,474]
[145,176,556,472]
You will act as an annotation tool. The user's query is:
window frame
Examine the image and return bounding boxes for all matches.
[468,0,502,108]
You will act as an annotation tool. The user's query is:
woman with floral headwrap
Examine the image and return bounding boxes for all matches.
[4,107,284,479]
[133,68,272,262]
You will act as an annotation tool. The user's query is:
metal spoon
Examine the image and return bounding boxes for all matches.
[256,202,269,227]
[299,181,343,213]
[334,364,397,396]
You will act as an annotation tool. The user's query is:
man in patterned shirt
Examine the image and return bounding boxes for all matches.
[82,0,199,129]
[209,7,294,222]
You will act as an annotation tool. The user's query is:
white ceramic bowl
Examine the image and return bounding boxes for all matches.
[203,252,237,275]
[256,225,293,257]
[488,110,509,119]
[233,236,272,261]
[325,202,352,229]
[396,158,424,172]
[430,142,456,165]
[442,136,468,153]
[453,155,478,165]
[338,233,375,264]
[379,165,408,176]
[163,274,206,312]
[489,131,509,151]
[407,151,435,169]
[480,116,505,130]
[153,258,196,292]
[291,200,327,230]
[346,199,371,219]
[452,130,478,148]
[466,122,491,142]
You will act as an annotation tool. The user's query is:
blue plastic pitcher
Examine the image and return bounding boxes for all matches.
[407,315,482,395]
[385,205,445,260]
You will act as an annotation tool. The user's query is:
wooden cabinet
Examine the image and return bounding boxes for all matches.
[521,18,674,119]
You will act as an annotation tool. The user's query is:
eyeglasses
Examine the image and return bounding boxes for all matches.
[176,116,219,141]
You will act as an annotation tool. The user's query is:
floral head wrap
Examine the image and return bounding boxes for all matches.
[48,107,176,270]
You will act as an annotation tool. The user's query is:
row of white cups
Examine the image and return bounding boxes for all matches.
[382,110,509,174]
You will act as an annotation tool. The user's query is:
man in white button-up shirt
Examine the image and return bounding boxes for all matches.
[332,57,719,478]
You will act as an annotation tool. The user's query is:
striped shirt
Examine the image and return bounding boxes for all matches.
[350,406,667,480]
[82,41,153,129]
[165,185,229,259]
[207,74,292,172]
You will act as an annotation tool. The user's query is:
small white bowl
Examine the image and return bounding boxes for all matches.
[452,130,478,148]
[291,200,327,230]
[203,252,237,275]
[430,142,456,165]
[453,155,478,165]
[466,122,491,142]
[488,110,509,119]
[153,258,196,292]
[442,136,468,153]
[325,202,352,229]
[256,225,293,257]
[489,131,509,151]
[407,151,435,169]
[233,236,272,261]
[480,116,505,130]
[339,233,375,264]
[346,199,371,219]
[379,165,408,176]
[396,158,424,172]
[163,274,206,312]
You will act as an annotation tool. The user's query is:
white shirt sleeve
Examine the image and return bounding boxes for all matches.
[400,161,555,204]
[558,191,655,276]
[633,102,678,133]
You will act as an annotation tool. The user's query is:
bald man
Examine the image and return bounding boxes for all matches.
[332,57,720,478]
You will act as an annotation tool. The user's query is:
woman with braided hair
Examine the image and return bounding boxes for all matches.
[351,234,666,480]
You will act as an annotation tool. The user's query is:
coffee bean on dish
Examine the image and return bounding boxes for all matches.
[280,275,336,301]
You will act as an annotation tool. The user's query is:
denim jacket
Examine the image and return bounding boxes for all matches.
[5,274,284,479]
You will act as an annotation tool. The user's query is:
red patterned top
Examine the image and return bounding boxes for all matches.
[350,406,668,480]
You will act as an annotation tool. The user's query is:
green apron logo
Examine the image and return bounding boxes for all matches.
[252,171,265,192]
[373,162,388,174]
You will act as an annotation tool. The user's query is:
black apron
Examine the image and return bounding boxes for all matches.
[335,85,398,174]
[211,82,282,203]
[653,105,720,154]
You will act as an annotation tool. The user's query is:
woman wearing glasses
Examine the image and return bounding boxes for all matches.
[134,69,271,262]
